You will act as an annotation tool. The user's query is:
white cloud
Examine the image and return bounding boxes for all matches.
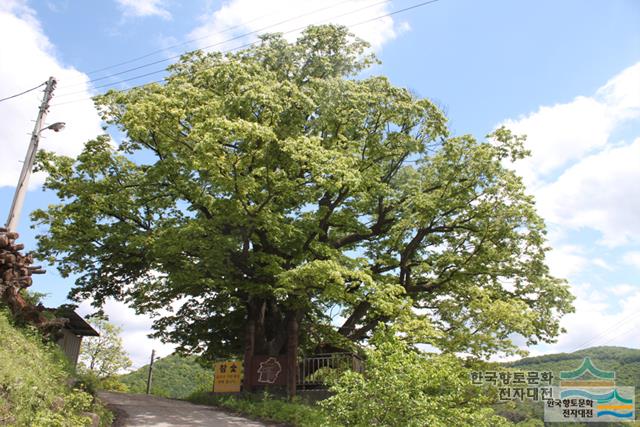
[592,258,612,271]
[397,20,411,34]
[188,0,405,53]
[545,244,588,279]
[623,251,640,269]
[45,1,68,13]
[0,1,102,189]
[77,299,177,370]
[115,0,171,20]
[503,97,612,188]
[497,62,640,358]
[541,282,640,353]
[596,62,640,120]
[499,62,640,247]
[536,139,640,247]
[502,62,640,190]
[610,283,636,297]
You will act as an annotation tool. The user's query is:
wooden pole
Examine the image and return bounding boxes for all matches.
[146,349,155,394]
[5,77,57,231]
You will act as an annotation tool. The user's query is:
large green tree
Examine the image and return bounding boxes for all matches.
[33,26,572,374]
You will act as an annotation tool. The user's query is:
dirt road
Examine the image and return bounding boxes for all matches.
[98,391,269,427]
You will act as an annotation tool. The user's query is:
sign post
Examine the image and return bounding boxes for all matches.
[213,360,243,393]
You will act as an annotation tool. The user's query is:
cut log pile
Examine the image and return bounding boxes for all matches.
[0,227,66,335]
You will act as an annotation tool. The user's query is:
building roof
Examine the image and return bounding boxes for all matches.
[46,307,100,336]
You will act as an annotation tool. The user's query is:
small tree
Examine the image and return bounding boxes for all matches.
[78,316,132,378]
[321,327,511,427]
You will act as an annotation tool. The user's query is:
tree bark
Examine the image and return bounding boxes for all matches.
[252,298,288,356]
[242,301,257,392]
[286,310,300,399]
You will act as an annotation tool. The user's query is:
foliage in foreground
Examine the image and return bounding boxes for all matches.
[0,309,113,426]
[185,345,640,427]
[321,328,512,427]
[188,390,335,427]
[187,329,514,427]
[119,353,211,398]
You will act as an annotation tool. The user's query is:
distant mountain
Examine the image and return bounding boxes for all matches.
[506,346,640,387]
[495,346,640,426]
[119,353,212,399]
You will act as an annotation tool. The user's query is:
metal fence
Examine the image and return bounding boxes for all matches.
[297,353,364,389]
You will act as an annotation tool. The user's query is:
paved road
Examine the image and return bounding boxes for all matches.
[98,391,269,427]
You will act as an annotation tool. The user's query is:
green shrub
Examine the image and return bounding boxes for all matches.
[99,376,129,392]
[188,390,336,427]
[320,328,512,427]
[75,371,101,396]
[0,309,112,426]
[76,370,129,394]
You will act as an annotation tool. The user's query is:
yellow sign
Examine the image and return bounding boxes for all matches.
[213,360,242,393]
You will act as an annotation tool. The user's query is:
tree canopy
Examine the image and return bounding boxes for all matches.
[33,25,573,361]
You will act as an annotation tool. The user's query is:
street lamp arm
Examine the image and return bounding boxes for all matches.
[44,122,65,132]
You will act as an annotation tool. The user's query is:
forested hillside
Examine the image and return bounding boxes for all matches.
[119,353,212,399]
[507,346,640,387]
[496,346,640,426]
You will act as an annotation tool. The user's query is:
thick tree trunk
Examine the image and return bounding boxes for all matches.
[242,298,301,396]
[253,299,288,356]
[242,301,257,392]
[286,310,300,399]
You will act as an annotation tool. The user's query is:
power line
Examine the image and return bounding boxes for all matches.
[51,0,441,108]
[56,0,387,94]
[568,310,640,353]
[0,81,46,103]
[351,0,439,28]
[570,321,639,353]
[593,321,640,348]
[50,36,258,107]
[85,9,281,76]
[51,39,258,107]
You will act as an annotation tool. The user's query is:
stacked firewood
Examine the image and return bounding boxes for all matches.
[0,227,65,334]
[0,228,45,284]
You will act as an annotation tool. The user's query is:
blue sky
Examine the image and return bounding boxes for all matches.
[0,0,638,367]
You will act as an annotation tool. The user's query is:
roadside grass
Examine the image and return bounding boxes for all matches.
[0,309,113,426]
[187,390,337,427]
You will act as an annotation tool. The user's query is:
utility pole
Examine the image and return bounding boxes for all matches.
[146,349,156,395]
[5,76,59,232]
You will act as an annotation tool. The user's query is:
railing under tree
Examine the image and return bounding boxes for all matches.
[297,352,364,389]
